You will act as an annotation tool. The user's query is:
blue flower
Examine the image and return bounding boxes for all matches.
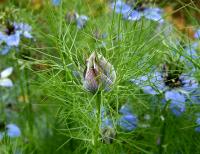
[131,66,199,116]
[0,46,11,55]
[118,104,138,131]
[118,114,137,131]
[0,123,21,140]
[6,124,21,137]
[165,90,186,116]
[194,29,200,39]
[14,22,33,39]
[0,22,32,55]
[131,71,165,95]
[52,0,60,6]
[66,12,88,29]
[111,0,132,15]
[126,10,141,21]
[0,31,20,46]
[76,15,88,29]
[119,103,132,115]
[111,1,164,22]
[143,8,164,23]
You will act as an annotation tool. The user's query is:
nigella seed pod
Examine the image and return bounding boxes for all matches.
[83,52,116,93]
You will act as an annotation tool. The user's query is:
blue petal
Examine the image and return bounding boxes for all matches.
[14,23,33,39]
[0,46,11,55]
[111,0,132,15]
[131,71,165,95]
[52,0,60,6]
[101,117,113,129]
[76,15,88,29]
[144,8,164,23]
[165,90,186,103]
[118,114,137,131]
[194,29,200,39]
[5,32,20,46]
[180,75,198,92]
[143,85,158,95]
[126,10,141,21]
[6,124,21,138]
[169,100,185,116]
[119,104,132,115]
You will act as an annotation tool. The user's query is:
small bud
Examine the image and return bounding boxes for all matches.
[83,52,116,93]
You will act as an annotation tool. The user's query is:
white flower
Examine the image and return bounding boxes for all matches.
[0,67,13,87]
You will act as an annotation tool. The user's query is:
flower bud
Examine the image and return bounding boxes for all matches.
[83,52,116,93]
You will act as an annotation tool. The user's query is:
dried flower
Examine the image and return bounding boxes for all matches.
[83,52,116,93]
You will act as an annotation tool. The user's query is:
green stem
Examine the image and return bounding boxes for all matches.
[95,91,102,148]
[158,100,170,154]
[24,68,34,132]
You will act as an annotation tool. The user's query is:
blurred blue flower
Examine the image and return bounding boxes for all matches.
[6,124,21,137]
[0,123,21,140]
[118,114,137,131]
[165,90,186,116]
[76,15,88,29]
[66,11,88,29]
[14,22,33,39]
[111,1,164,22]
[195,117,200,132]
[52,0,60,6]
[119,103,132,115]
[0,46,11,55]
[111,0,132,15]
[131,68,199,116]
[0,22,32,55]
[194,29,200,39]
[118,104,138,131]
[127,10,141,21]
[0,31,20,46]
[143,8,164,23]
[131,71,165,95]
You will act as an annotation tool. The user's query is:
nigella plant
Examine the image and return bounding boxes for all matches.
[0,21,32,55]
[83,52,116,93]
[66,11,89,29]
[0,67,13,87]
[111,0,164,23]
[0,123,21,140]
[118,103,138,131]
[131,60,199,116]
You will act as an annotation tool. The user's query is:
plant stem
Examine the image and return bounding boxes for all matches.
[95,91,102,147]
[158,101,169,154]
